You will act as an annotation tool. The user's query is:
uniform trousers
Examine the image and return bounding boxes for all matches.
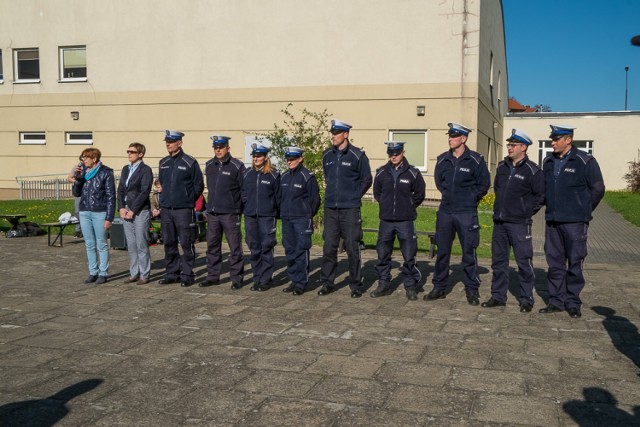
[161,208,197,282]
[545,221,589,309]
[320,207,363,290]
[432,210,481,295]
[244,215,276,286]
[206,213,244,284]
[123,209,151,280]
[490,221,535,304]
[282,217,313,290]
[375,220,421,289]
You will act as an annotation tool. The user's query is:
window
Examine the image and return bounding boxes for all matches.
[19,132,46,145]
[65,131,93,145]
[0,50,3,82]
[14,48,40,82]
[538,140,593,165]
[388,130,428,171]
[59,46,87,81]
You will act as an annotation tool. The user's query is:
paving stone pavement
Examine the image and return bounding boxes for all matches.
[1,205,639,426]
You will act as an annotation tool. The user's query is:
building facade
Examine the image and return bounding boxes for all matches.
[0,0,508,199]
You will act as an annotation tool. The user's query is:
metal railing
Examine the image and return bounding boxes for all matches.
[16,173,122,200]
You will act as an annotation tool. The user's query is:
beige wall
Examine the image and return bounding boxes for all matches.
[504,113,640,190]
[0,0,507,198]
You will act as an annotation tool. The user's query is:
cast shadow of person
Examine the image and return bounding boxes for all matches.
[0,378,103,427]
[592,305,640,375]
[563,387,640,426]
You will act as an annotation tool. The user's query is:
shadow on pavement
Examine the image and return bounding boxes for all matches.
[563,387,640,426]
[0,378,103,427]
[592,305,640,375]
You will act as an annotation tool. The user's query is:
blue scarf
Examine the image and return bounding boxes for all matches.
[84,162,102,181]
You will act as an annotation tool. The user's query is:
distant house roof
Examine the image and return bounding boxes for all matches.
[508,97,537,113]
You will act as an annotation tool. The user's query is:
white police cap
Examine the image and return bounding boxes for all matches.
[164,130,184,142]
[251,143,270,155]
[330,119,352,132]
[446,122,472,136]
[210,135,231,146]
[284,146,304,158]
[549,124,576,138]
[507,129,533,146]
[384,141,405,155]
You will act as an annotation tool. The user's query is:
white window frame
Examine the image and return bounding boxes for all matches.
[538,140,593,165]
[13,48,40,83]
[59,46,87,82]
[65,131,93,145]
[0,49,4,83]
[19,131,46,145]
[388,130,428,172]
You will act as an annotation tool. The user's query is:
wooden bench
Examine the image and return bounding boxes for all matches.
[0,213,27,230]
[362,228,437,258]
[41,221,78,247]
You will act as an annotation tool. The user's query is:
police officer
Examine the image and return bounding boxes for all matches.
[158,130,204,287]
[371,142,426,300]
[201,136,246,289]
[318,119,372,298]
[481,129,544,312]
[540,125,605,318]
[242,143,280,292]
[279,147,321,295]
[425,122,491,305]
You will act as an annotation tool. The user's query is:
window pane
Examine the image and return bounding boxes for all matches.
[66,132,93,145]
[0,50,3,80]
[19,132,46,145]
[62,47,87,79]
[391,132,426,169]
[16,49,40,80]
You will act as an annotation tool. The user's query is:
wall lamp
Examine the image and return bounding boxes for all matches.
[416,105,425,116]
[71,111,79,120]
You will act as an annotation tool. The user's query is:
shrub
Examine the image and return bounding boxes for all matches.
[623,160,640,192]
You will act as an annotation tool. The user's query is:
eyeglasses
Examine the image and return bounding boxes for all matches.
[286,157,300,161]
[506,143,523,148]
[126,150,139,154]
[80,156,94,160]
[252,154,266,158]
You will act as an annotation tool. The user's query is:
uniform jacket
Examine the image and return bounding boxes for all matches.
[117,161,153,214]
[373,159,426,221]
[73,163,116,222]
[158,150,204,209]
[323,142,372,209]
[493,155,544,224]
[279,163,321,219]
[543,146,605,222]
[242,167,280,217]
[205,154,246,214]
[435,146,491,213]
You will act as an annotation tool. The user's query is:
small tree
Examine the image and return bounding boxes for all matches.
[259,103,332,226]
[624,159,640,192]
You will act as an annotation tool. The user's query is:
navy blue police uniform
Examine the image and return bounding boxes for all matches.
[541,125,604,317]
[241,144,280,291]
[427,123,490,304]
[372,142,426,300]
[319,120,372,298]
[202,136,246,289]
[484,129,544,312]
[279,147,321,294]
[158,130,205,286]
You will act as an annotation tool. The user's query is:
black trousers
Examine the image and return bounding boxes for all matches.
[282,217,313,290]
[490,221,535,304]
[320,207,363,290]
[161,208,197,282]
[244,215,276,286]
[375,220,421,289]
[206,213,244,284]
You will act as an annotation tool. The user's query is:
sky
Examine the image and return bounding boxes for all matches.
[503,0,640,112]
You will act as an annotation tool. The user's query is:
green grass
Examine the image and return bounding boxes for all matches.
[1,198,495,257]
[604,190,640,227]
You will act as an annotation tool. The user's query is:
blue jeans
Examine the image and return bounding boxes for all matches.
[80,211,109,277]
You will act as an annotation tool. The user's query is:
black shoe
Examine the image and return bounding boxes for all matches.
[158,277,178,285]
[180,281,193,287]
[520,303,533,313]
[250,283,269,292]
[406,288,418,301]
[539,304,563,314]
[292,288,304,296]
[282,284,295,293]
[466,294,480,306]
[231,281,242,290]
[84,275,97,284]
[95,276,108,285]
[351,289,363,298]
[370,285,392,298]
[317,284,336,296]
[424,288,446,301]
[567,307,582,318]
[199,279,219,288]
[481,298,506,308]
